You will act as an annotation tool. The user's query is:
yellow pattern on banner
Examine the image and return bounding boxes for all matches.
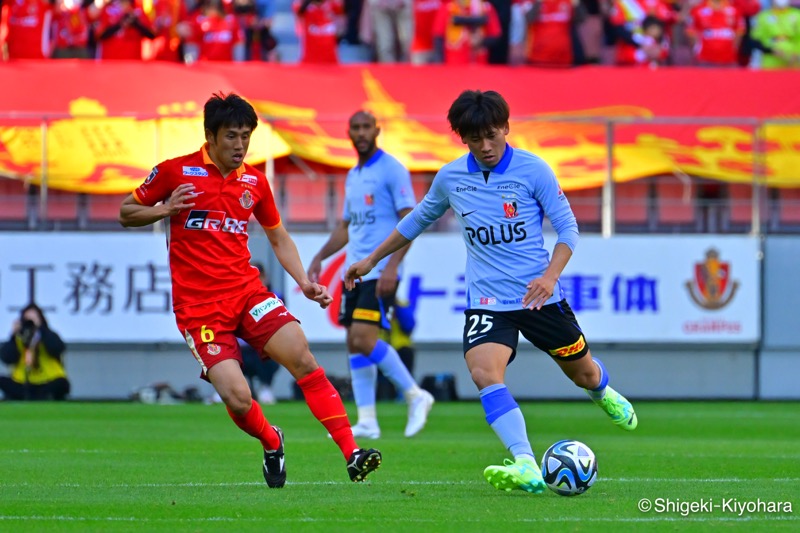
[256,70,800,190]
[0,99,290,194]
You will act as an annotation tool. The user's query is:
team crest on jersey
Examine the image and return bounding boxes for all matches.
[239,174,258,186]
[206,343,221,356]
[364,194,374,206]
[503,201,518,219]
[145,167,159,184]
[182,166,209,177]
[240,190,254,209]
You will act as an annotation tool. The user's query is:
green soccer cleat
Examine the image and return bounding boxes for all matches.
[483,457,546,494]
[591,386,638,430]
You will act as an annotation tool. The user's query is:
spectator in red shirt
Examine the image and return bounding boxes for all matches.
[432,0,502,64]
[686,0,745,66]
[185,0,245,61]
[52,0,88,58]
[294,0,342,64]
[2,0,54,59]
[96,0,155,60]
[516,0,584,67]
[410,0,441,63]
[149,0,188,62]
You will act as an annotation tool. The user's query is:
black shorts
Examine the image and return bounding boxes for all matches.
[462,300,589,362]
[339,279,393,329]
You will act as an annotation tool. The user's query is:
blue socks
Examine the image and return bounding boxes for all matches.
[480,384,534,460]
[586,357,609,401]
[349,339,419,414]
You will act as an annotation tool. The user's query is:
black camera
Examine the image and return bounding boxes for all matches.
[19,319,38,348]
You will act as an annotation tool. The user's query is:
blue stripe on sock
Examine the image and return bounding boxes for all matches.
[366,339,389,364]
[349,354,374,369]
[591,357,609,391]
[480,384,519,425]
[378,300,391,330]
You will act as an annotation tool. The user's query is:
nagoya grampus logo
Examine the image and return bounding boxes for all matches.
[685,248,739,310]
[239,190,254,209]
[503,201,518,219]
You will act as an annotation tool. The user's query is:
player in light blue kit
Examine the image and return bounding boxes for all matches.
[345,91,637,493]
[308,110,435,439]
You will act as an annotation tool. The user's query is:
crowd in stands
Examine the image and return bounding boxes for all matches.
[1,0,798,67]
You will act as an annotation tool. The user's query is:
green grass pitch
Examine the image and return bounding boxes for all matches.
[0,401,798,532]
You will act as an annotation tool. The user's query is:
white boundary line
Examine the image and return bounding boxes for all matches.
[0,478,798,488]
[0,515,796,523]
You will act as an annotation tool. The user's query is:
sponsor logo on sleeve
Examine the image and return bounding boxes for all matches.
[145,167,159,184]
[183,166,209,177]
[548,335,586,358]
[249,297,283,322]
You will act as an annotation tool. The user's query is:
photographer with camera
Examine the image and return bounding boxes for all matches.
[0,304,70,401]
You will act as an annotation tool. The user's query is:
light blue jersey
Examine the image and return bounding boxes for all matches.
[344,149,416,281]
[397,145,579,312]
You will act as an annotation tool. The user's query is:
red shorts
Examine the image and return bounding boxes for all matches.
[174,287,297,379]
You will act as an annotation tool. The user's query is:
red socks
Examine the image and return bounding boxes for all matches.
[226,399,281,451]
[297,367,357,458]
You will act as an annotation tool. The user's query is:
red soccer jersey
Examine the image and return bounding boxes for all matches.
[53,5,88,50]
[521,0,574,66]
[412,0,442,53]
[187,11,243,61]
[5,0,53,59]
[433,0,502,65]
[293,0,342,64]
[96,1,153,60]
[687,0,744,65]
[132,145,282,310]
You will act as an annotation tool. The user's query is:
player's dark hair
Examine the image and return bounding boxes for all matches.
[447,90,510,139]
[204,92,258,137]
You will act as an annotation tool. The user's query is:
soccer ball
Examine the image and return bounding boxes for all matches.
[540,440,597,496]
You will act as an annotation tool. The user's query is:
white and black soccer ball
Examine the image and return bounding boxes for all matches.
[541,440,597,496]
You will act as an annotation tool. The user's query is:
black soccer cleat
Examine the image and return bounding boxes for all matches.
[262,426,286,488]
[347,448,382,482]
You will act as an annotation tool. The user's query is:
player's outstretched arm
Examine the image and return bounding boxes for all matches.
[266,224,333,309]
[307,220,349,283]
[344,229,410,290]
[118,184,198,228]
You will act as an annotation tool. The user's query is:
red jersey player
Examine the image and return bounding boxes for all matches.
[118,93,382,486]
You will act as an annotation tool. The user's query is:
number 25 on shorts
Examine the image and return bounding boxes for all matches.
[200,325,215,343]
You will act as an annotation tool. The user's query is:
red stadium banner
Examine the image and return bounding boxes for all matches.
[0,61,798,193]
